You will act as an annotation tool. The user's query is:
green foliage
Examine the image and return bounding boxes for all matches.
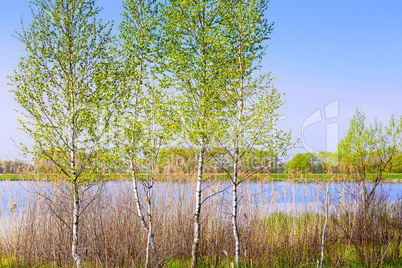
[9,0,120,185]
[337,109,402,182]
[157,0,230,148]
[387,153,402,173]
[210,0,292,182]
[221,0,273,75]
[284,151,337,174]
[114,0,177,180]
[157,147,198,174]
[285,153,314,174]
[336,109,402,266]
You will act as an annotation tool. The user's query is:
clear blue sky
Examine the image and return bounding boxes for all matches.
[1,0,401,159]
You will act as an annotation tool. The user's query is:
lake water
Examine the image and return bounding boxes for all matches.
[1,180,401,218]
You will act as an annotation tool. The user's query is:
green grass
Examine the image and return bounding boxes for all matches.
[2,257,401,268]
[161,258,402,268]
[0,256,61,268]
[0,174,39,181]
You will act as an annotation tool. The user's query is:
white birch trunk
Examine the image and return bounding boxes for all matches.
[131,160,148,232]
[232,10,244,265]
[232,150,240,266]
[191,148,205,268]
[130,160,156,267]
[145,187,154,268]
[72,181,82,268]
[319,183,330,268]
[70,113,82,268]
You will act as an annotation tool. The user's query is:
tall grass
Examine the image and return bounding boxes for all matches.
[0,180,401,267]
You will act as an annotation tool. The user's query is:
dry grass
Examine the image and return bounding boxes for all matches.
[0,180,401,267]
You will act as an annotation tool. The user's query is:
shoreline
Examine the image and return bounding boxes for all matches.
[1,173,402,183]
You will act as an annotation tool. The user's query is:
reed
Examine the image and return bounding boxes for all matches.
[0,181,400,267]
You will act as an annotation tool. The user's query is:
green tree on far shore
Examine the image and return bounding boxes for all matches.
[285,153,314,174]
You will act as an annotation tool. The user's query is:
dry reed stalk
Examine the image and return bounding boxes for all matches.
[0,181,400,267]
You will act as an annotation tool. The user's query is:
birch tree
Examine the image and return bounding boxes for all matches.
[336,109,402,265]
[215,1,292,265]
[9,0,120,266]
[116,0,174,266]
[338,110,402,208]
[158,1,230,266]
[113,84,170,267]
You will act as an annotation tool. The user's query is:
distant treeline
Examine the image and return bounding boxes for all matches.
[156,147,286,174]
[4,149,402,176]
[0,159,33,174]
[285,151,402,174]
[1,147,287,176]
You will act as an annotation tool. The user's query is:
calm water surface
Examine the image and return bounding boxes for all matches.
[1,180,401,217]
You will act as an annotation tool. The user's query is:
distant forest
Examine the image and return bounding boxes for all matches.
[2,148,402,175]
[0,147,286,175]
